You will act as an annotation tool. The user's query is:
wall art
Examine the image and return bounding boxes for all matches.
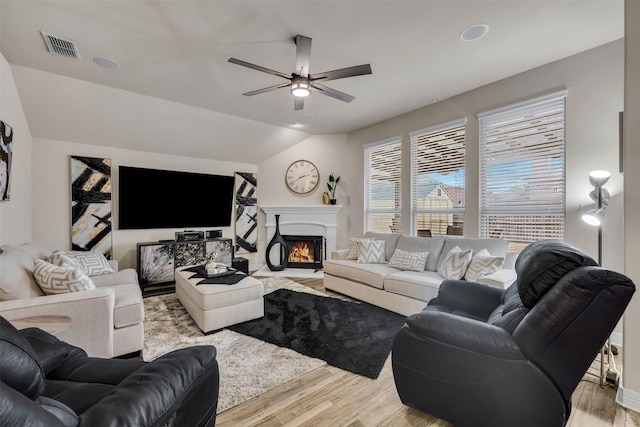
[70,156,113,258]
[0,121,14,201]
[234,172,258,254]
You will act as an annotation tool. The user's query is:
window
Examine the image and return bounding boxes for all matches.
[478,91,567,253]
[364,137,402,233]
[410,119,466,237]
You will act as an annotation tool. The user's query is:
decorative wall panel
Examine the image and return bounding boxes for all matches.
[234,172,258,254]
[0,120,13,201]
[70,156,112,258]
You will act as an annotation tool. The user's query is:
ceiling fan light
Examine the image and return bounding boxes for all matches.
[291,77,311,98]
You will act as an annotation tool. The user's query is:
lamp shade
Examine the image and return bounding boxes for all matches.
[582,208,605,226]
[589,170,611,187]
[589,188,610,206]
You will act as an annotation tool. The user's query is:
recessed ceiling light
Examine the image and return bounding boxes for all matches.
[289,122,304,128]
[460,24,489,42]
[93,57,121,70]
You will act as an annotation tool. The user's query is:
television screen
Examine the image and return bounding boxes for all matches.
[118,166,235,230]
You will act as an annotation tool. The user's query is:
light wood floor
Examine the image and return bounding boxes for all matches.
[216,278,640,427]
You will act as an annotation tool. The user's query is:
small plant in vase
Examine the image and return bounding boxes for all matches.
[327,173,341,205]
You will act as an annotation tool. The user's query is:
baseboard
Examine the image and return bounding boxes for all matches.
[616,379,640,413]
[610,331,623,348]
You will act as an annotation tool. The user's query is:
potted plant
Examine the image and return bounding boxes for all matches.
[327,173,341,205]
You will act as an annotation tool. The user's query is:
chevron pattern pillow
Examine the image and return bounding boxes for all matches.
[357,239,387,264]
[437,246,473,280]
[64,251,114,276]
[464,248,505,282]
[346,237,375,260]
[388,249,429,272]
[33,259,96,295]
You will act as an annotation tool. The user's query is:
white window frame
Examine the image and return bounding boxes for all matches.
[410,118,466,237]
[364,136,402,233]
[478,90,567,252]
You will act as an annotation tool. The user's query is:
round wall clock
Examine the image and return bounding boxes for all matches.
[285,160,319,194]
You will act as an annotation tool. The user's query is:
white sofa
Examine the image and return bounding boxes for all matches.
[324,232,517,316]
[0,243,144,358]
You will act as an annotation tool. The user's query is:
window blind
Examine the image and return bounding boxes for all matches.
[364,137,402,233]
[478,91,567,252]
[410,119,466,237]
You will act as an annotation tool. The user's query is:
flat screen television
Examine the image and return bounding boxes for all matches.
[118,166,235,230]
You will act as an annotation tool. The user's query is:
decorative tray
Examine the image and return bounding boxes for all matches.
[194,265,238,279]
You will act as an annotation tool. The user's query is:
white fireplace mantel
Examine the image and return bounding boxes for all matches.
[261,205,342,257]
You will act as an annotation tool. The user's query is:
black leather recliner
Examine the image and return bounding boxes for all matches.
[0,316,219,427]
[392,240,635,427]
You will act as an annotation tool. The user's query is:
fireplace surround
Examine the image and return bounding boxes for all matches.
[261,205,341,272]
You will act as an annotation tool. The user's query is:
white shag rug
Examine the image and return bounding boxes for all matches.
[143,276,327,413]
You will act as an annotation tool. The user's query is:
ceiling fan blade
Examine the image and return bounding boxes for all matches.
[312,83,355,103]
[294,97,305,111]
[242,82,291,96]
[228,58,291,80]
[295,35,312,77]
[310,64,372,82]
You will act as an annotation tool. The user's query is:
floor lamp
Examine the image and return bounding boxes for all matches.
[581,170,619,386]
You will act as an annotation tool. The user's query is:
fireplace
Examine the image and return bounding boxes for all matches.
[283,235,324,270]
[260,205,341,276]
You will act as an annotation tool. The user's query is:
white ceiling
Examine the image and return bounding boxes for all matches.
[0,0,624,164]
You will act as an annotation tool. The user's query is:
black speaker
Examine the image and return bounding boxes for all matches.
[205,230,222,239]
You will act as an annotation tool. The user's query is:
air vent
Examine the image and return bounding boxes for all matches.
[40,31,81,60]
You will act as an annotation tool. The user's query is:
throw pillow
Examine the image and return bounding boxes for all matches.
[346,237,375,260]
[63,250,114,276]
[33,259,96,295]
[357,239,387,264]
[437,246,473,280]
[388,249,429,272]
[464,248,505,282]
[47,250,82,270]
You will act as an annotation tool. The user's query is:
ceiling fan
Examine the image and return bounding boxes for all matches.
[228,35,372,111]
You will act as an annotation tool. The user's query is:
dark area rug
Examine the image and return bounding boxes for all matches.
[229,289,407,379]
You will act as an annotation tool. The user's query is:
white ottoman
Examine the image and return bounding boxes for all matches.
[175,266,264,333]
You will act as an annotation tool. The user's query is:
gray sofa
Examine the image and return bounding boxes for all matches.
[324,232,517,316]
[0,243,144,358]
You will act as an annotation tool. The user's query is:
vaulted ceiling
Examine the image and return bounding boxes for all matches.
[0,0,624,163]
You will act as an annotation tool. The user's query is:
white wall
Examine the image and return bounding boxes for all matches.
[0,52,32,245]
[619,0,640,411]
[345,40,624,272]
[256,133,351,264]
[31,138,256,269]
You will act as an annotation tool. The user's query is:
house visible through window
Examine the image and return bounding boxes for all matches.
[410,119,466,237]
[478,91,567,253]
[364,137,402,233]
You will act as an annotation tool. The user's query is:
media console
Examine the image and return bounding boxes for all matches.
[137,237,233,296]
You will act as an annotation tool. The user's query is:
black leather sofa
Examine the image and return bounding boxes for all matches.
[0,316,219,426]
[392,240,635,427]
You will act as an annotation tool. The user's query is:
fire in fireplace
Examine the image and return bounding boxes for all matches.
[282,235,324,269]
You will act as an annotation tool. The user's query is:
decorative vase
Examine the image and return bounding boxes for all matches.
[329,198,337,205]
[265,214,289,271]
